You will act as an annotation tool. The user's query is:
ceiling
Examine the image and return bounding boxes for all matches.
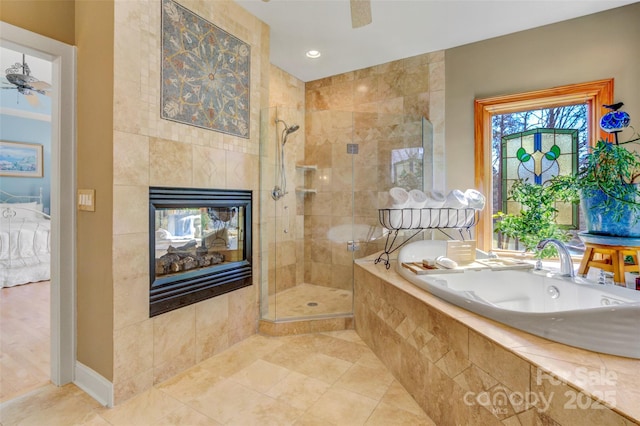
[234,0,637,82]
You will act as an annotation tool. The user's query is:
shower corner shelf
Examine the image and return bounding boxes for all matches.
[296,187,317,194]
[296,164,318,171]
[374,208,479,269]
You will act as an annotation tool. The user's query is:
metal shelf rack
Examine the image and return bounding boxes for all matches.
[374,208,479,269]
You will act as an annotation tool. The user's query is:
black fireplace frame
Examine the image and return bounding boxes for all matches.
[149,186,252,317]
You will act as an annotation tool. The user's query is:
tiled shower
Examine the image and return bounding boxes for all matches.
[260,105,433,322]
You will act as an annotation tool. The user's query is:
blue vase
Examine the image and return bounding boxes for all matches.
[600,110,630,133]
[581,187,640,237]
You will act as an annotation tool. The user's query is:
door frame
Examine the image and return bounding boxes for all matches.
[0,22,77,386]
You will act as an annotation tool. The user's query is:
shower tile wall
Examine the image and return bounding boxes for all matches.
[304,52,445,290]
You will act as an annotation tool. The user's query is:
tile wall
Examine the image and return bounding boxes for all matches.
[354,263,638,425]
[304,52,445,290]
[111,0,268,404]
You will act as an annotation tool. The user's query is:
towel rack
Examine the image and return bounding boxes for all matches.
[374,208,479,269]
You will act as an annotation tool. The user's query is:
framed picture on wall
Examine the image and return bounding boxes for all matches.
[0,141,43,178]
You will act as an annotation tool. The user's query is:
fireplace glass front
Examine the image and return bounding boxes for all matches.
[149,187,252,317]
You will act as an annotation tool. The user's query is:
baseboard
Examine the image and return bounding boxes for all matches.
[74,361,114,408]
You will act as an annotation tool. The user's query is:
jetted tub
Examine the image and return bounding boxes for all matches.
[397,240,640,359]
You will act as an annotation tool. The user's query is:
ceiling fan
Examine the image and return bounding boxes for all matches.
[2,53,52,107]
[350,0,372,28]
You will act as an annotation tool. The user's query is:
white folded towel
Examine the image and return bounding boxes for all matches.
[464,189,486,210]
[387,187,409,208]
[386,209,421,229]
[444,189,469,209]
[407,189,428,208]
[424,190,446,208]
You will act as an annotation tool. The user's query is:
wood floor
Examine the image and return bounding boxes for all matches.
[0,280,50,402]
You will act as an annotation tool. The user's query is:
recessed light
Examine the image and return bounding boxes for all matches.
[306,50,321,59]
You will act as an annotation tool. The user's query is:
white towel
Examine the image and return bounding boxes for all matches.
[383,207,422,229]
[385,209,422,229]
[407,189,428,208]
[387,187,409,208]
[443,190,469,227]
[424,190,445,208]
[444,189,469,209]
[464,189,486,210]
[386,210,402,228]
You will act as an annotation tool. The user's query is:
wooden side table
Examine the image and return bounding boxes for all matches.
[577,243,640,283]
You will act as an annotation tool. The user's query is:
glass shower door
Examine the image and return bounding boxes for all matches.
[259,107,431,322]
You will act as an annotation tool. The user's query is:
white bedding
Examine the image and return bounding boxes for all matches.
[0,213,51,287]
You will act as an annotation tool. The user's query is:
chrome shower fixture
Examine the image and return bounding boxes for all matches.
[272,119,300,201]
[275,119,300,145]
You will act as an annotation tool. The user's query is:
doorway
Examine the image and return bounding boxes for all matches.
[0,22,76,392]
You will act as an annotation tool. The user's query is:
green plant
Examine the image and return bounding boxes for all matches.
[549,136,640,222]
[493,179,572,258]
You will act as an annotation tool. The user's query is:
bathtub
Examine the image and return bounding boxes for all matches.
[397,240,640,359]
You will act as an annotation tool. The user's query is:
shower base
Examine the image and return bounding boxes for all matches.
[259,283,353,336]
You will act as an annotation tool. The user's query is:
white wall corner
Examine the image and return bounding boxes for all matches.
[74,361,114,408]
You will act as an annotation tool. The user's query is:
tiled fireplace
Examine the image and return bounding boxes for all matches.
[149,187,252,317]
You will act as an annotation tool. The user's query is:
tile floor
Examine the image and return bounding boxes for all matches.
[0,280,50,402]
[264,283,353,320]
[0,330,436,425]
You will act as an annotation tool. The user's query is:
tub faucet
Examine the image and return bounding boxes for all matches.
[536,239,575,277]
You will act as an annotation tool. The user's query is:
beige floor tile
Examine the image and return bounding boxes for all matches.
[365,401,437,425]
[0,384,101,426]
[1,331,435,426]
[380,380,428,416]
[99,388,186,425]
[155,404,222,425]
[293,412,339,425]
[229,358,292,393]
[335,364,393,400]
[225,394,304,426]
[196,334,286,377]
[77,413,116,426]
[321,329,368,345]
[183,378,270,424]
[306,387,379,425]
[157,362,225,401]
[266,371,331,410]
[335,363,395,400]
[356,351,390,371]
[293,352,353,384]
[313,333,371,363]
[261,339,317,370]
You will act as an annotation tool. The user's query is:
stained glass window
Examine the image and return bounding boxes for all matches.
[501,128,578,228]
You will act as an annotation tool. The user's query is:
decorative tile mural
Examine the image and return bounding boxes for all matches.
[161,0,250,138]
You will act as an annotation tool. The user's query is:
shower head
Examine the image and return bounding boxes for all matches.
[276,119,300,135]
[276,119,300,146]
[282,125,299,146]
[285,124,300,135]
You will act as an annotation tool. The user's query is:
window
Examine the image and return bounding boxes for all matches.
[474,79,614,252]
[391,147,423,189]
[497,126,580,251]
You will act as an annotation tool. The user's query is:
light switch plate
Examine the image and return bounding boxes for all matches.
[78,189,95,211]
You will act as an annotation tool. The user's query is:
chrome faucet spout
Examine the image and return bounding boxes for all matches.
[536,239,575,277]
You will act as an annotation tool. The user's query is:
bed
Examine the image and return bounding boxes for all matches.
[0,189,51,287]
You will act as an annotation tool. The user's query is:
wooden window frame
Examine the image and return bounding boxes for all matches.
[474,79,614,251]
